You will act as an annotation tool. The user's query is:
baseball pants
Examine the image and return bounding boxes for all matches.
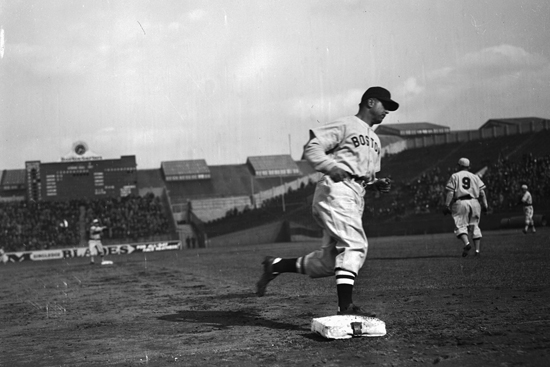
[301,176,368,278]
[452,199,482,238]
[88,240,104,256]
[523,205,534,226]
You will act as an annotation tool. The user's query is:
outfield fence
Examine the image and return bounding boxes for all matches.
[2,240,182,263]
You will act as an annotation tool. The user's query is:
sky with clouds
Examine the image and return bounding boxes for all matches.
[1,0,549,170]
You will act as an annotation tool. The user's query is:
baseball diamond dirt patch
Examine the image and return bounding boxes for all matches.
[1,229,549,366]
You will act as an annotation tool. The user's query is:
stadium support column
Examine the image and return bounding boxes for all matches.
[79,206,86,247]
[250,176,256,209]
[280,176,285,212]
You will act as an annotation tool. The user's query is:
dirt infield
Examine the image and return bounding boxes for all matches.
[1,229,549,367]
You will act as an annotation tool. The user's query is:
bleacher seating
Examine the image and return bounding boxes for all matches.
[2,130,549,250]
[204,180,317,237]
[202,131,550,238]
[0,193,172,252]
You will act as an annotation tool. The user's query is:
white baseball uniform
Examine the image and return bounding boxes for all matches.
[0,248,7,264]
[445,170,486,238]
[88,224,105,256]
[299,115,381,278]
[521,190,534,227]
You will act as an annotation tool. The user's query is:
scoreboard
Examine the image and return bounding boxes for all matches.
[25,155,138,202]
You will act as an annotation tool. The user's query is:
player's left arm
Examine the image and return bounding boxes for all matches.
[368,150,390,193]
[367,177,391,193]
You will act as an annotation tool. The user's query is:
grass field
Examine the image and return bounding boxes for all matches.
[1,228,549,366]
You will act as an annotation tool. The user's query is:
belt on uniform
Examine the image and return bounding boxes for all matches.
[349,175,369,187]
[457,195,474,200]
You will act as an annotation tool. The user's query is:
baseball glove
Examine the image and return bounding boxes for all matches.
[374,178,391,194]
[442,206,452,216]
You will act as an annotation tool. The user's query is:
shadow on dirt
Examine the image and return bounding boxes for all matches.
[370,255,457,260]
[158,309,307,332]
[215,292,257,300]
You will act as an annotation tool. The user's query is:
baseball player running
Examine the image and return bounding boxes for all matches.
[520,184,536,234]
[0,247,7,264]
[89,219,107,264]
[256,86,398,317]
[443,158,488,257]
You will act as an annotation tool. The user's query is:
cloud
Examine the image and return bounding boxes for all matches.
[400,77,425,98]
[460,44,547,72]
[168,22,181,31]
[98,127,115,133]
[234,42,278,86]
[188,9,207,21]
[391,44,550,127]
[285,88,364,124]
[9,40,107,79]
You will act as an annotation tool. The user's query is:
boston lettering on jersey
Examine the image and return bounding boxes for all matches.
[351,134,380,154]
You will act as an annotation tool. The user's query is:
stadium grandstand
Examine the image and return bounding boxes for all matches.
[0,169,26,201]
[376,122,451,137]
[479,117,550,131]
[1,117,549,253]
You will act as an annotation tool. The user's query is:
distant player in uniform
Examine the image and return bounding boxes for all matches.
[256,86,398,316]
[443,158,488,257]
[89,219,107,264]
[0,246,7,264]
[520,184,536,234]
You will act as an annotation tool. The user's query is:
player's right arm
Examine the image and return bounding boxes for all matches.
[442,174,457,215]
[443,174,457,207]
[304,131,349,182]
[521,192,530,205]
[479,188,488,212]
[444,189,454,208]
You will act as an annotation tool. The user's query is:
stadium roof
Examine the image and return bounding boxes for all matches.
[161,159,211,181]
[164,160,315,201]
[1,169,26,186]
[375,122,450,137]
[479,117,550,129]
[246,154,301,177]
[376,122,450,131]
[161,159,210,176]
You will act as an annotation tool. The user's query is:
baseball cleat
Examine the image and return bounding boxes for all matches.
[522,228,527,234]
[256,256,278,297]
[462,244,471,257]
[337,304,376,318]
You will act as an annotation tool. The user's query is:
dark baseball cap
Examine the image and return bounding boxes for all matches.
[360,86,399,111]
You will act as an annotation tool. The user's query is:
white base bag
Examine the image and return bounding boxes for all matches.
[311,315,386,339]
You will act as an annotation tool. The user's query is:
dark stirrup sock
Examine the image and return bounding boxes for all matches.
[337,284,354,311]
[272,258,298,274]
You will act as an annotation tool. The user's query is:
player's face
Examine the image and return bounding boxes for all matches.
[370,99,389,124]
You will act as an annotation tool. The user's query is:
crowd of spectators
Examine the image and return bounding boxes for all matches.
[205,180,316,237]
[400,166,452,215]
[2,154,548,252]
[397,153,550,216]
[205,153,550,236]
[482,154,550,211]
[0,193,171,252]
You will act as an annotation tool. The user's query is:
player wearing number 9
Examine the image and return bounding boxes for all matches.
[443,158,489,257]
